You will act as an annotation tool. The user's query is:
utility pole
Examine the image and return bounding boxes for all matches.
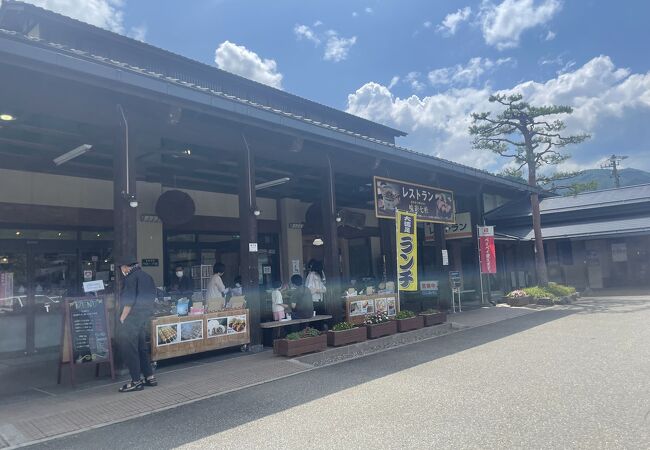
[601,154,628,188]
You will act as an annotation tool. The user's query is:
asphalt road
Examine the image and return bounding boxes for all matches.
[29,296,650,449]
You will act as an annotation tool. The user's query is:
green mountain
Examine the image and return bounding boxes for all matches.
[497,168,650,193]
[555,168,650,191]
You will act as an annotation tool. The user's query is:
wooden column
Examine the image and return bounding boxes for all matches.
[239,135,262,348]
[379,218,396,282]
[113,106,138,268]
[321,154,342,322]
[434,223,450,309]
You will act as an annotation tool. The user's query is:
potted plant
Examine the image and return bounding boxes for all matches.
[394,310,424,332]
[273,327,327,357]
[327,321,367,347]
[505,289,533,307]
[419,308,447,326]
[365,312,397,339]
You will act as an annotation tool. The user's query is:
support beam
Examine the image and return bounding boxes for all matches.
[238,134,262,348]
[321,153,342,322]
[113,107,138,265]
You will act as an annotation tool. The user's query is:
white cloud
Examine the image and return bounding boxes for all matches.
[545,30,556,41]
[324,32,357,62]
[423,21,432,28]
[436,6,472,35]
[428,57,513,87]
[294,25,357,63]
[17,0,125,33]
[405,72,426,92]
[480,0,562,50]
[294,24,321,45]
[352,11,358,17]
[346,56,650,172]
[214,41,283,89]
[388,76,400,89]
[365,7,373,14]
[128,24,147,42]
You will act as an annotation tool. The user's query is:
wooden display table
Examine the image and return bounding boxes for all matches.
[345,294,399,325]
[151,308,250,361]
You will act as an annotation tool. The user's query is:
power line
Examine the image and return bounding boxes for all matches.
[600,154,628,188]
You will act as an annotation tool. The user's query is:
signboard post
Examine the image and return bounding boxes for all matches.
[449,271,462,312]
[477,226,496,304]
[396,210,418,294]
[58,297,115,386]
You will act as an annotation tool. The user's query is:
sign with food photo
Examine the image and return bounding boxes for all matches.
[374,176,455,224]
[227,315,247,334]
[156,323,179,346]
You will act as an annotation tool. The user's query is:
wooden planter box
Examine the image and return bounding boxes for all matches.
[419,312,447,327]
[366,320,398,339]
[507,296,532,307]
[327,327,367,347]
[396,316,424,332]
[273,334,327,357]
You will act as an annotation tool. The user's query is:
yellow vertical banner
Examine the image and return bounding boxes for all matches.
[396,210,418,292]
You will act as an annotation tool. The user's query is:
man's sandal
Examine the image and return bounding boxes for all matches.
[144,376,158,387]
[119,380,144,393]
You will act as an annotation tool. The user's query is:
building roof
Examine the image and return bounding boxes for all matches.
[0,0,405,142]
[495,215,650,241]
[486,183,650,220]
[0,0,539,194]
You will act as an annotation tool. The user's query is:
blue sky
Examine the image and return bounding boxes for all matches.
[17,0,650,174]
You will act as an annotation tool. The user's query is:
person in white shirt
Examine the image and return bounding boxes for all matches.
[206,263,227,309]
[305,259,326,303]
[271,280,287,320]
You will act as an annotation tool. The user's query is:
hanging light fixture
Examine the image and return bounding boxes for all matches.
[313,237,324,246]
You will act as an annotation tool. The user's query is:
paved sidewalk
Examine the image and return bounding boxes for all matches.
[0,304,537,448]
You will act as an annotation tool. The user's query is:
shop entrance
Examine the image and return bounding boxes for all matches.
[0,230,113,358]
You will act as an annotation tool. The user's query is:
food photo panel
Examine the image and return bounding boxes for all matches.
[156,323,180,346]
[180,320,203,342]
[227,315,247,334]
[207,317,228,338]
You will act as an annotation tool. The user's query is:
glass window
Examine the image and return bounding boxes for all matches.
[81,231,114,241]
[0,229,76,240]
[198,234,236,243]
[167,234,196,242]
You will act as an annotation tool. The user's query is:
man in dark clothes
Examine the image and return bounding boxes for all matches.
[117,255,158,392]
[289,274,314,319]
[170,265,192,294]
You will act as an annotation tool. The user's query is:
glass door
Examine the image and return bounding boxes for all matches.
[0,251,29,355]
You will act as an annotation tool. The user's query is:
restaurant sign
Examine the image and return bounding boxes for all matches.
[374,176,455,224]
[396,210,418,292]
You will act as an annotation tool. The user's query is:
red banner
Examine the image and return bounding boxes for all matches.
[478,226,496,274]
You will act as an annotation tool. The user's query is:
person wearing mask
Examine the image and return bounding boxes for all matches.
[117,256,158,393]
[170,265,192,294]
[289,274,313,319]
[206,262,228,309]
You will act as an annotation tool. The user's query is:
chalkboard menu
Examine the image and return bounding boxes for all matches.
[67,298,110,363]
[59,297,115,385]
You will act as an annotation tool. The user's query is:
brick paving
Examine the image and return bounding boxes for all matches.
[0,305,538,448]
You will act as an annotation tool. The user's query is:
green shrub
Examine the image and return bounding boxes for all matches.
[286,327,321,340]
[332,322,356,331]
[421,308,441,314]
[546,283,576,297]
[395,310,416,319]
[523,286,555,299]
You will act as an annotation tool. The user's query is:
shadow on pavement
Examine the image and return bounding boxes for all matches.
[27,306,583,450]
